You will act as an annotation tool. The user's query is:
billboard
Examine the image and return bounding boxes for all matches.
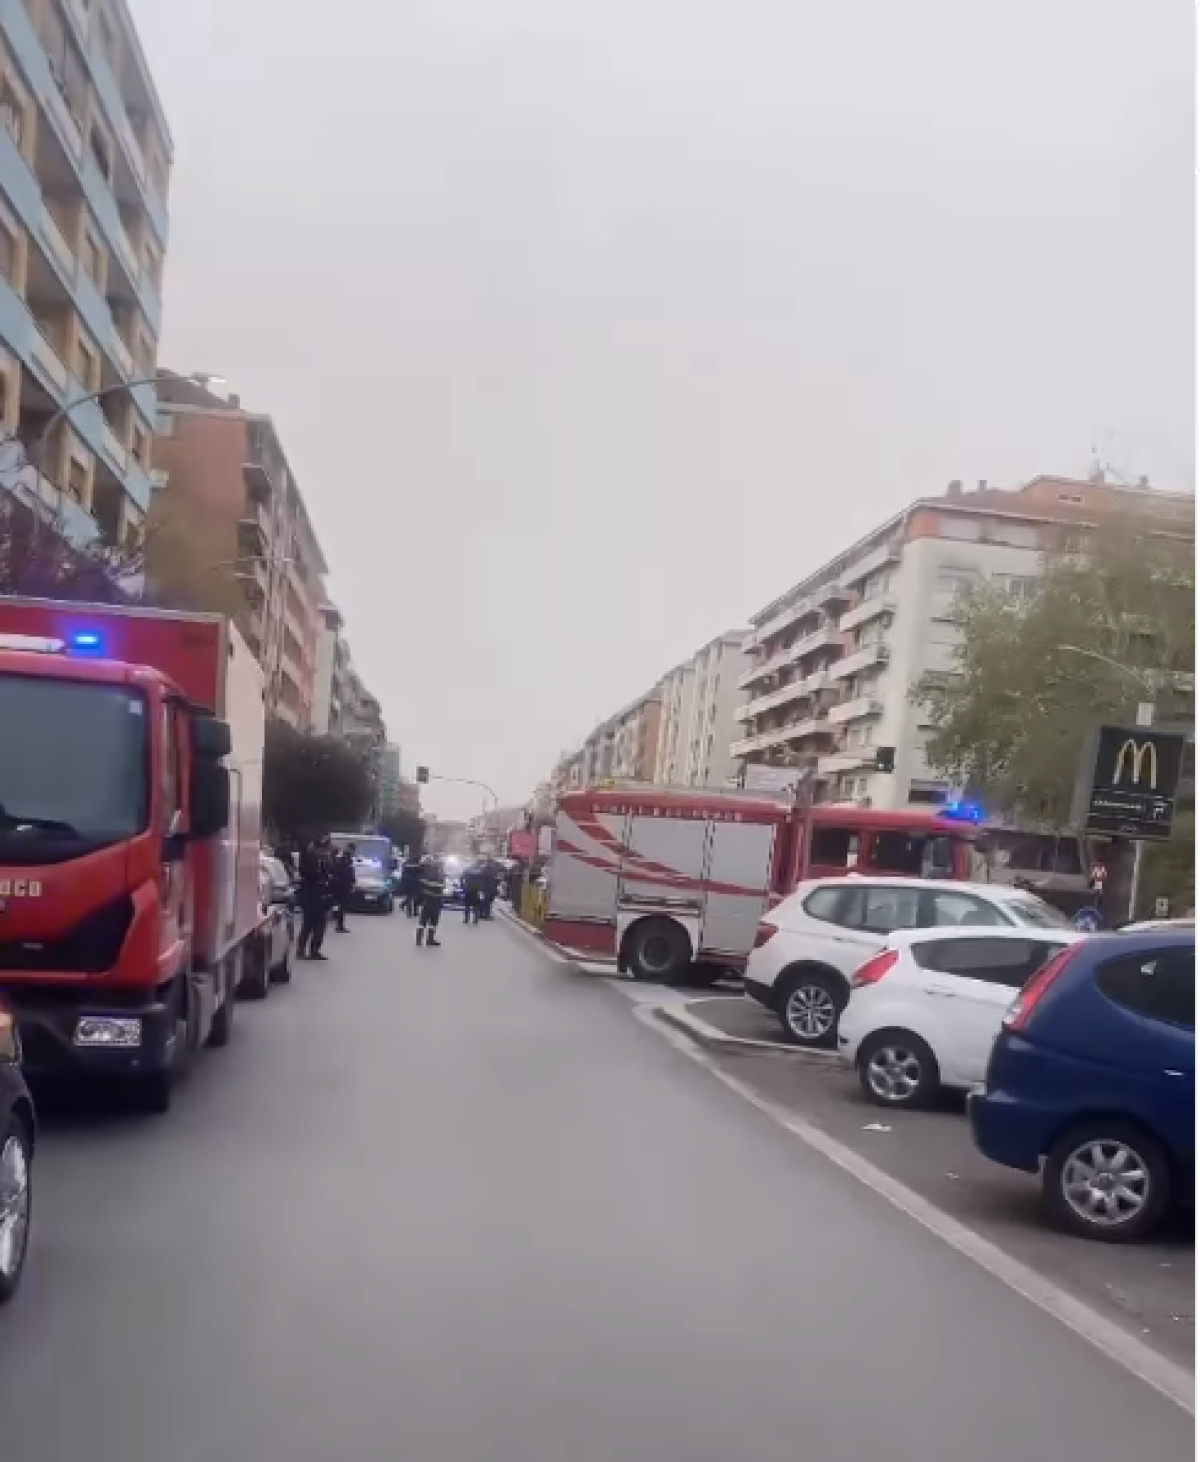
[1070,724,1188,841]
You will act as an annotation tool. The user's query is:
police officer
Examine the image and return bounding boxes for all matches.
[400,850,422,917]
[296,837,330,960]
[332,843,357,932]
[416,854,445,947]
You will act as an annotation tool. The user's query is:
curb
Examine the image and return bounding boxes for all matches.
[653,1000,842,1066]
[495,904,620,974]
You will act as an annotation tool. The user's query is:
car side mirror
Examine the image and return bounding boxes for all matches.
[191,762,230,838]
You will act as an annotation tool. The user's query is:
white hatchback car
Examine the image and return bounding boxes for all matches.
[838,926,1082,1108]
[744,877,1072,1047]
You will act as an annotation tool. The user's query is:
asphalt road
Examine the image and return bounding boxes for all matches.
[0,910,1190,1461]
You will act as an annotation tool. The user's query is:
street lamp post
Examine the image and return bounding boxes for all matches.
[1059,644,1158,921]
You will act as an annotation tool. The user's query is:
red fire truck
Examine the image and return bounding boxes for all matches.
[0,598,266,1111]
[543,784,984,982]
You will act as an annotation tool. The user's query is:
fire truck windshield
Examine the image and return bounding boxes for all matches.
[0,675,150,855]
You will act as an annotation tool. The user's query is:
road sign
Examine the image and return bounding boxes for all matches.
[1070,724,1187,841]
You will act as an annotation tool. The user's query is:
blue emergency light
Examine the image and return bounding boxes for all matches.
[942,800,983,823]
[68,631,104,654]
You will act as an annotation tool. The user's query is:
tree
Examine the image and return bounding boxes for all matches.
[262,719,375,840]
[913,513,1194,824]
[0,480,139,602]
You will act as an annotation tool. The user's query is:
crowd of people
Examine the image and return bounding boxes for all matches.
[273,838,514,955]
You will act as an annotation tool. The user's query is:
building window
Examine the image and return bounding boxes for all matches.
[76,338,100,391]
[131,422,149,465]
[0,72,28,151]
[88,121,114,182]
[82,230,106,290]
[0,216,18,288]
[66,456,87,502]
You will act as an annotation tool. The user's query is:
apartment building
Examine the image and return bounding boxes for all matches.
[655,630,750,788]
[311,601,349,736]
[580,683,664,785]
[0,0,170,555]
[376,742,402,819]
[734,474,1195,809]
[151,371,329,729]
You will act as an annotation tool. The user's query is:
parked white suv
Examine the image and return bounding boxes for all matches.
[744,877,1071,1046]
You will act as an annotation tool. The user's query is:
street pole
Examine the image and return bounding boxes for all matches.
[1059,644,1160,924]
[1127,699,1155,922]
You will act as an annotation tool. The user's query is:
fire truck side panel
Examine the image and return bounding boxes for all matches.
[545,808,624,925]
[619,815,707,911]
[700,820,777,958]
[211,624,265,965]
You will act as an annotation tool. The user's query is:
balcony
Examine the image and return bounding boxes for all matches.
[827,695,884,725]
[839,592,897,634]
[31,330,69,393]
[817,750,874,776]
[100,419,127,472]
[839,541,901,588]
[40,214,74,276]
[243,433,275,502]
[829,642,891,680]
[738,625,846,688]
[817,579,855,611]
[237,506,269,559]
[745,593,818,650]
[731,713,830,758]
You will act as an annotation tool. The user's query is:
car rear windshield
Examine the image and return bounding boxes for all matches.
[1000,894,1073,929]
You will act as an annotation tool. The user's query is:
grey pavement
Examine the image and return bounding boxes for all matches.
[0,913,1190,1461]
[680,995,1196,1369]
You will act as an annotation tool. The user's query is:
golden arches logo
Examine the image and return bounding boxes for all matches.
[1113,739,1158,789]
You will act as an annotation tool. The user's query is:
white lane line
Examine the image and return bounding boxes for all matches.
[632,1001,1196,1416]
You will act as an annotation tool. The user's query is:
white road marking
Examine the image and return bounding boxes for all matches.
[631,1002,1196,1417]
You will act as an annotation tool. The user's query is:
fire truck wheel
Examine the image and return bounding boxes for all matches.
[624,917,692,983]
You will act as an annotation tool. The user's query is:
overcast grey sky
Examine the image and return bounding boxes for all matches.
[131,0,1194,821]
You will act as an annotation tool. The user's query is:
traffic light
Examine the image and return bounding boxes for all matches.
[874,746,896,774]
[416,766,430,784]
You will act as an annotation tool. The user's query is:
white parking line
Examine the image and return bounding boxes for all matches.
[632,1001,1196,1416]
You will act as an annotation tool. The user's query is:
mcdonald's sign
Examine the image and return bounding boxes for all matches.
[1071,724,1188,841]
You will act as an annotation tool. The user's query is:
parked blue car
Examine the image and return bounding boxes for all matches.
[969,929,1194,1242]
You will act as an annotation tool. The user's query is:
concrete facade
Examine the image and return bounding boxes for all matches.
[655,630,749,788]
[734,474,1195,809]
[151,372,329,730]
[0,0,171,554]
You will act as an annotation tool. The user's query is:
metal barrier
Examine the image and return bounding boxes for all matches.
[520,884,546,930]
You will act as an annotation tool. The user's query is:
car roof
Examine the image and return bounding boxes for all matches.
[795,876,1023,898]
[886,925,1082,949]
[1072,928,1196,956]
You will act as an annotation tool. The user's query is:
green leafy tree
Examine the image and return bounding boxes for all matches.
[913,513,1194,825]
[263,719,375,840]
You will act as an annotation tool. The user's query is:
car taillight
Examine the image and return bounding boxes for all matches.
[1003,946,1076,1032]
[851,949,899,987]
[753,922,778,949]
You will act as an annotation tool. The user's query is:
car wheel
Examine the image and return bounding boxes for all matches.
[857,1030,939,1109]
[1044,1122,1171,1242]
[624,918,692,982]
[777,968,845,1047]
[0,1112,32,1305]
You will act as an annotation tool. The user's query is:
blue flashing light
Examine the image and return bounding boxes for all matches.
[943,800,984,823]
[69,631,104,654]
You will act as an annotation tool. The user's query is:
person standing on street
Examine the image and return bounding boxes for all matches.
[416,854,445,947]
[462,862,482,925]
[400,851,422,917]
[332,843,357,933]
[478,859,499,920]
[296,838,330,961]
